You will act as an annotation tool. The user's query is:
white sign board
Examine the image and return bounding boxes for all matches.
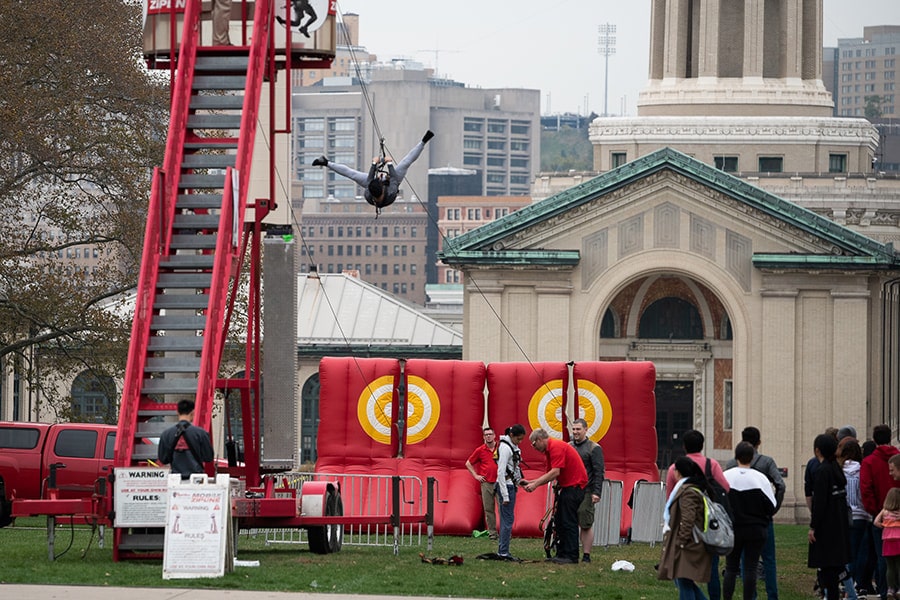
[114,467,170,527]
[163,474,232,579]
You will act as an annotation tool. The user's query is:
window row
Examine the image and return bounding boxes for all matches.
[300,225,418,238]
[301,244,419,257]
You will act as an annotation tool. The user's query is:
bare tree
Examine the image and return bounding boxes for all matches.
[0,0,169,419]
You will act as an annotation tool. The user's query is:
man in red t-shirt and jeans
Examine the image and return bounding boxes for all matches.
[861,424,900,600]
[465,427,499,540]
[526,428,588,564]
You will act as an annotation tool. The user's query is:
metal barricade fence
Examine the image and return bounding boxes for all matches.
[592,479,624,547]
[252,472,425,548]
[629,480,666,545]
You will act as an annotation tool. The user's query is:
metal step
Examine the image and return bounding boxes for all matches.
[189,95,245,110]
[193,75,247,90]
[153,293,211,309]
[176,194,223,210]
[147,336,205,352]
[179,174,226,189]
[159,254,216,270]
[117,532,165,551]
[157,272,213,288]
[135,422,170,437]
[141,377,199,395]
[173,214,221,230]
[187,114,242,130]
[183,140,239,150]
[182,154,236,169]
[130,445,161,461]
[150,315,208,330]
[195,55,250,71]
[170,234,218,249]
[145,357,202,373]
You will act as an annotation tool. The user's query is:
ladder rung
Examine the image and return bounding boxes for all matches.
[147,336,205,352]
[153,293,210,309]
[181,154,236,169]
[173,214,221,229]
[179,174,226,189]
[151,315,208,330]
[170,234,218,249]
[141,378,199,395]
[189,95,245,110]
[145,357,202,373]
[193,75,247,90]
[176,194,224,210]
[157,273,213,288]
[195,56,250,71]
[160,254,216,270]
[188,114,242,130]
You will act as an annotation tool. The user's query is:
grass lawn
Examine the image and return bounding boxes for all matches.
[0,519,819,599]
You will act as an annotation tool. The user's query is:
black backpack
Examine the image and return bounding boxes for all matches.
[705,458,733,518]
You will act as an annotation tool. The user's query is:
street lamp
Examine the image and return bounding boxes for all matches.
[598,23,617,117]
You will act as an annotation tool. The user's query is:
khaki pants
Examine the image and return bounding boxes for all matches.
[480,480,498,536]
[212,0,232,45]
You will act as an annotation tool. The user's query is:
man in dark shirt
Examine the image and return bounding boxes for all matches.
[570,418,605,563]
[158,399,214,479]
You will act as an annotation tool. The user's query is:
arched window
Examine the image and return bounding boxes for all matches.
[71,371,117,423]
[721,313,734,340]
[300,374,321,465]
[638,297,704,340]
[600,308,618,338]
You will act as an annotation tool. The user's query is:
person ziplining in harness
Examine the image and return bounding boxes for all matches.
[312,130,434,216]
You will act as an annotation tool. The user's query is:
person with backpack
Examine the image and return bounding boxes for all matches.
[158,399,214,479]
[724,426,785,600]
[666,430,731,600]
[495,424,526,560]
[659,456,714,599]
[570,418,605,563]
[723,442,777,600]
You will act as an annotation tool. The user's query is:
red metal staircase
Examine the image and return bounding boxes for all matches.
[112,0,273,558]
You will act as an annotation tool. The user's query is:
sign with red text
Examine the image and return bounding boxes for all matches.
[162,474,232,579]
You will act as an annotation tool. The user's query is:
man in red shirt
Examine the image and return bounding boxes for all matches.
[860,424,900,599]
[525,428,588,564]
[465,427,499,540]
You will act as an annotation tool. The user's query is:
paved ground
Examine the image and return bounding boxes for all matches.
[1,585,481,600]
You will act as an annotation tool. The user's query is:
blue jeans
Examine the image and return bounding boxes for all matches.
[708,553,720,600]
[497,483,516,556]
[676,577,709,600]
[745,521,778,599]
[849,519,871,590]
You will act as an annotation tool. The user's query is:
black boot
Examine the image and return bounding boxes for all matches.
[312,156,328,166]
[422,130,434,144]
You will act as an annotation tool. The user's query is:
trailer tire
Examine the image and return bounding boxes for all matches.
[307,488,343,554]
[328,492,343,553]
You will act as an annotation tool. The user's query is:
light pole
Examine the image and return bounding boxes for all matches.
[598,23,616,117]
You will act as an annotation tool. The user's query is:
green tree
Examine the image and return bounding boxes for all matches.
[865,95,885,120]
[0,0,169,420]
[540,124,595,172]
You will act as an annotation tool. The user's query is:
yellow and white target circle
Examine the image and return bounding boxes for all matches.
[527,379,565,439]
[405,375,441,444]
[357,375,395,444]
[576,379,613,442]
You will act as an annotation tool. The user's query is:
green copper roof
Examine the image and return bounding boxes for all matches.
[440,147,899,269]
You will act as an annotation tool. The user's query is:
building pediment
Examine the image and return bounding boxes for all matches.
[440,148,899,273]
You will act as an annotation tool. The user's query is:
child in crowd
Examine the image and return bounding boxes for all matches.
[875,487,900,599]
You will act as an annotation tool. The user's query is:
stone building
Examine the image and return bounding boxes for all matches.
[448,0,900,523]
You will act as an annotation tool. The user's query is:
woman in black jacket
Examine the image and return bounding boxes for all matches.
[808,433,851,599]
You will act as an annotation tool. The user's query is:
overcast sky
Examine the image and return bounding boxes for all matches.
[333,0,899,117]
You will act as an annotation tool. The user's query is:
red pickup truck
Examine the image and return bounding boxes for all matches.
[0,421,116,526]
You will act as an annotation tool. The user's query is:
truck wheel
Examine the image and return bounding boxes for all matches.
[0,483,11,528]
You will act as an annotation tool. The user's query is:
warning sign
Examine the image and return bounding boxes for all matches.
[163,474,232,579]
[114,467,170,527]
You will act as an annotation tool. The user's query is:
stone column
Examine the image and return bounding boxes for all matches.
[784,0,804,82]
[648,0,667,81]
[831,290,870,429]
[663,0,690,80]
[696,0,720,81]
[743,0,765,82]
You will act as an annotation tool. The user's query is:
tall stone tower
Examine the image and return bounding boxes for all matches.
[590,0,878,178]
